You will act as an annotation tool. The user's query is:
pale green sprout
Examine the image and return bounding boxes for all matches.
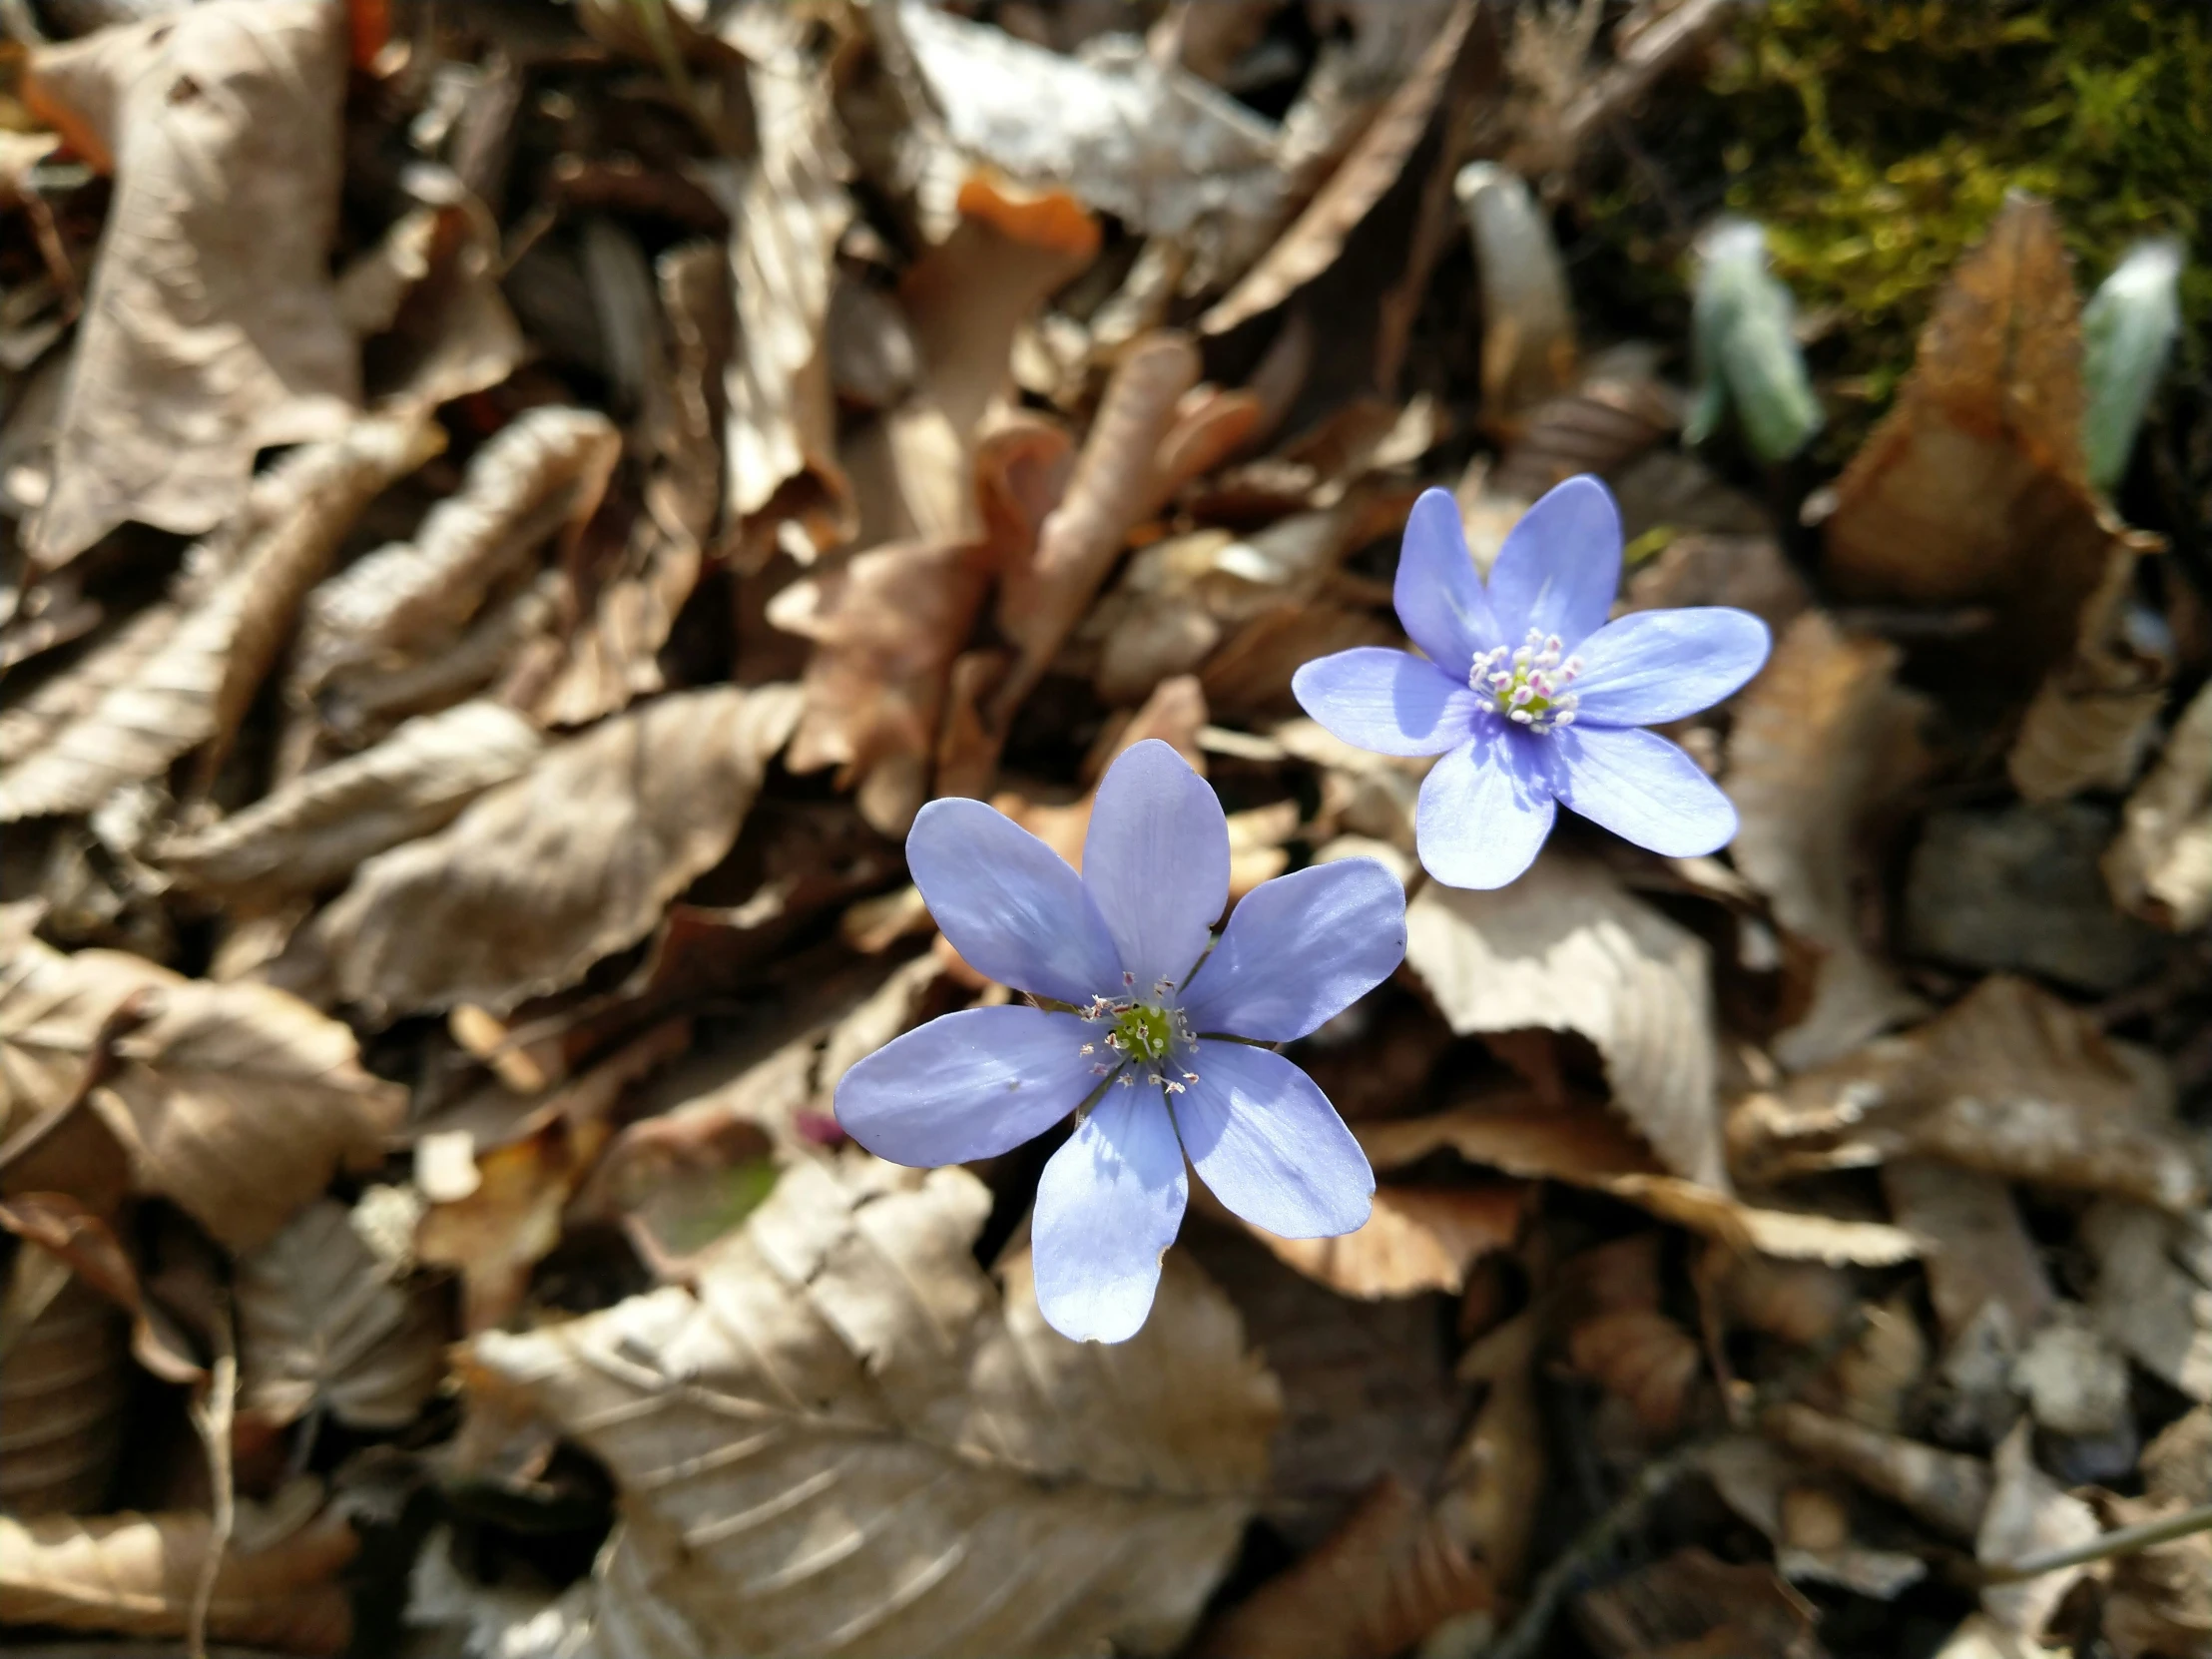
[2081,238,2184,495]
[1687,219,1823,464]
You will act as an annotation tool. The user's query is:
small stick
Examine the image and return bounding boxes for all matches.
[1980,1498,2212,1584]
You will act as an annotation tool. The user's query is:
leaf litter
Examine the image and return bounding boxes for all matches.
[1,5,2211,1658]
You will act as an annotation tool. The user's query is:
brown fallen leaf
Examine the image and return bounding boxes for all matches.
[152,702,545,903]
[1765,1400,1991,1542]
[1726,611,1932,1070]
[1438,1310,1544,1590]
[1700,1436,1929,1601]
[1225,1180,1525,1301]
[355,193,528,412]
[1400,853,1726,1190]
[2082,1201,2212,1403]
[1881,1159,2053,1349]
[1574,1547,1825,1659]
[0,1503,355,1654]
[1191,1475,1494,1659]
[281,684,801,1020]
[2095,1488,2212,1659]
[1821,195,2122,700]
[2008,527,2169,803]
[993,675,1213,872]
[2106,679,2212,931]
[0,413,444,822]
[24,0,359,572]
[1977,1421,2099,1639]
[0,1193,207,1389]
[235,1199,444,1432]
[1729,976,2206,1214]
[471,1158,1280,1658]
[1568,1307,1703,1436]
[0,1248,126,1516]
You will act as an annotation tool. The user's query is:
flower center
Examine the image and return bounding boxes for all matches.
[1470,627,1583,734]
[1076,975,1201,1094]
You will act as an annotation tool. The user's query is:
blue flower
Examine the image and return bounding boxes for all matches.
[1292,477,1772,889]
[835,740,1402,1343]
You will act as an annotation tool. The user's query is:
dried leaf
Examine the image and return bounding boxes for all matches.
[2096,1490,2212,1659]
[284,684,801,1020]
[0,1504,355,1653]
[1401,853,1726,1189]
[1567,1306,1702,1434]
[472,1158,1280,1658]
[1700,1436,1929,1601]
[1438,1310,1543,1589]
[1729,976,2205,1214]
[1880,1160,2053,1346]
[1192,1475,1493,1659]
[2010,1306,2129,1438]
[152,702,544,902]
[1233,1181,1525,1301]
[2107,679,2212,931]
[2082,1201,2212,1403]
[235,1200,444,1431]
[0,1252,126,1516]
[0,414,444,822]
[1822,196,2120,697]
[1574,1548,1824,1659]
[1977,1421,2099,1638]
[1765,1401,1991,1542]
[24,0,359,571]
[1726,611,1931,1070]
[2007,529,2169,804]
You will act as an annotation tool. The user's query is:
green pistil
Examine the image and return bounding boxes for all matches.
[1113,1003,1174,1062]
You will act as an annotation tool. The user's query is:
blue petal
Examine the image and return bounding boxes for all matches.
[1291,648,1483,758]
[1415,728,1557,889]
[1392,487,1500,680]
[1484,475,1622,650]
[1081,740,1228,993]
[1033,1081,1188,1343]
[1174,1042,1373,1238]
[1553,724,1739,856]
[1180,859,1406,1042]
[1568,608,1773,727]
[908,797,1122,1004]
[834,1005,1100,1167]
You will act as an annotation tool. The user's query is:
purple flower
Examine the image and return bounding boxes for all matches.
[1292,477,1771,889]
[835,740,1402,1343]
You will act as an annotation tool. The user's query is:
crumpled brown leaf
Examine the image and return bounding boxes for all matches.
[0,1248,126,1516]
[1764,1401,1991,1542]
[471,1157,1280,1659]
[1221,1180,1525,1302]
[1400,853,1727,1190]
[0,1502,356,1654]
[2106,678,2212,931]
[152,701,545,903]
[0,413,444,822]
[2007,525,2169,803]
[1726,610,1932,1070]
[280,684,801,1020]
[235,1199,444,1432]
[1700,1436,1929,1601]
[1729,975,2206,1214]
[1574,1547,1824,1659]
[2082,1201,2212,1403]
[24,0,359,572]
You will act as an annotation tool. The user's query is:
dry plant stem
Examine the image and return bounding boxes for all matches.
[185,1303,237,1659]
[1980,1498,2212,1584]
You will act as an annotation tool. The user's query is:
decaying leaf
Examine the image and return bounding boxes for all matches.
[2096,1488,2212,1659]
[283,684,802,1019]
[0,1250,126,1516]
[1574,1547,1824,1659]
[0,413,444,822]
[1880,1160,2053,1348]
[1567,1306,1703,1435]
[1191,1475,1493,1659]
[1437,1310,1543,1590]
[1230,1180,1525,1301]
[0,1502,356,1654]
[152,701,544,902]
[24,0,359,571]
[2082,1201,2212,1403]
[1701,1436,1929,1601]
[1400,853,1726,1189]
[1764,1401,1991,1542]
[2107,679,2212,931]
[472,1158,1280,1658]
[2007,527,2169,804]
[235,1200,444,1431]
[1977,1421,2099,1639]
[1730,975,2205,1214]
[1726,610,1932,1070]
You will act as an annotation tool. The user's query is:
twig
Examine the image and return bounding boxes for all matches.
[1980,1499,2212,1584]
[185,1294,238,1659]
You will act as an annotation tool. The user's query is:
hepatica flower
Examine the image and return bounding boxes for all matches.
[1293,477,1771,889]
[836,741,1403,1343]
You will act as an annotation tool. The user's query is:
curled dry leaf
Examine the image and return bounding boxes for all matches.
[1726,611,1932,1070]
[2082,1201,2212,1403]
[2106,678,2212,931]
[1880,1160,2053,1347]
[1764,1401,1991,1543]
[471,1158,1280,1659]
[24,0,358,572]
[1701,1436,1929,1601]
[2095,1488,2212,1659]
[1573,1548,1823,1659]
[1230,1181,1525,1301]
[2007,527,2169,803]
[1567,1308,1703,1435]
[283,684,802,1020]
[1977,1421,2099,1639]
[0,413,444,822]
[1191,1475,1493,1659]
[0,1503,356,1654]
[235,1199,444,1431]
[1821,195,2123,700]
[293,406,622,720]
[1729,975,2206,1214]
[152,702,545,902]
[0,1193,207,1389]
[1401,853,1726,1190]
[0,1251,126,1516]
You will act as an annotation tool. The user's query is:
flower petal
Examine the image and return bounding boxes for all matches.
[1484,475,1622,650]
[1552,724,1739,855]
[1290,648,1483,758]
[908,797,1122,1004]
[1174,1042,1373,1238]
[1415,727,1557,889]
[1567,607,1773,727]
[1082,740,1228,993]
[834,1005,1099,1167]
[1393,487,1500,679]
[1181,858,1406,1042]
[1033,1081,1188,1343]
